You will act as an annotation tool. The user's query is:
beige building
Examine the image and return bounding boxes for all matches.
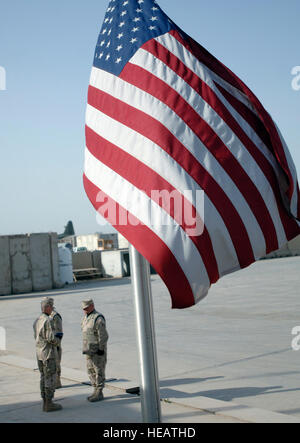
[75,233,118,251]
[117,233,129,249]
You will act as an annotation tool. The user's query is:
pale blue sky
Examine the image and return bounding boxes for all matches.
[0,0,299,236]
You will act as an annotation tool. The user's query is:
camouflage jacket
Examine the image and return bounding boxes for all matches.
[50,309,63,345]
[33,313,59,361]
[81,310,108,356]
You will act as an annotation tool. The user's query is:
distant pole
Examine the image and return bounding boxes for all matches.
[129,245,161,423]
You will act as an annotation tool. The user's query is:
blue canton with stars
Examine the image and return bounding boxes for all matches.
[93,0,177,76]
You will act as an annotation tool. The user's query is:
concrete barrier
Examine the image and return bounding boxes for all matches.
[49,233,61,288]
[0,236,11,295]
[101,250,130,278]
[72,251,94,270]
[92,250,103,274]
[10,235,32,294]
[30,234,52,291]
[72,250,103,277]
[0,233,61,296]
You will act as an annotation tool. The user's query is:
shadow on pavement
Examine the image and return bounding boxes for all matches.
[159,376,224,387]
[160,385,284,402]
[278,407,300,415]
[0,391,142,423]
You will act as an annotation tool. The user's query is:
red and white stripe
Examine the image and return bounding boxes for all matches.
[84,30,300,308]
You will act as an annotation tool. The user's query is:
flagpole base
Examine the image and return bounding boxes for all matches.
[129,245,161,423]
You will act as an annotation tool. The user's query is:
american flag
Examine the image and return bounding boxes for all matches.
[84,0,300,309]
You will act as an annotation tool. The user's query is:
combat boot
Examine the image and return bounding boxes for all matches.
[88,388,104,402]
[87,388,97,401]
[44,399,63,412]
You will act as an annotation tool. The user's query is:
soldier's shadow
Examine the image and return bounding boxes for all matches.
[0,393,143,423]
[159,385,284,402]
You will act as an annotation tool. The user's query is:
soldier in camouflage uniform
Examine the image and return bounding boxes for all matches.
[33,299,63,412]
[81,299,109,402]
[44,297,63,389]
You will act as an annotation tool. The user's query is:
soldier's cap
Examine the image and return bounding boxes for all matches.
[81,299,94,309]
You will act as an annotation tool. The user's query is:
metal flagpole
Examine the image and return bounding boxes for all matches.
[129,245,162,423]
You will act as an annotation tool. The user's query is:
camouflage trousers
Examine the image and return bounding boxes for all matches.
[38,358,57,400]
[86,353,107,389]
[56,346,62,377]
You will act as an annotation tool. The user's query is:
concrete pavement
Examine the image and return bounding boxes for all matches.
[1,256,300,423]
[1,354,299,423]
[0,356,242,423]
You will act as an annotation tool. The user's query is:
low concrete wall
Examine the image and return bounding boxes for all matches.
[72,251,94,270]
[72,250,103,275]
[101,250,130,278]
[50,233,61,288]
[0,236,11,296]
[0,233,61,296]
[10,235,32,294]
[72,248,154,278]
[92,251,103,274]
[30,234,52,291]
